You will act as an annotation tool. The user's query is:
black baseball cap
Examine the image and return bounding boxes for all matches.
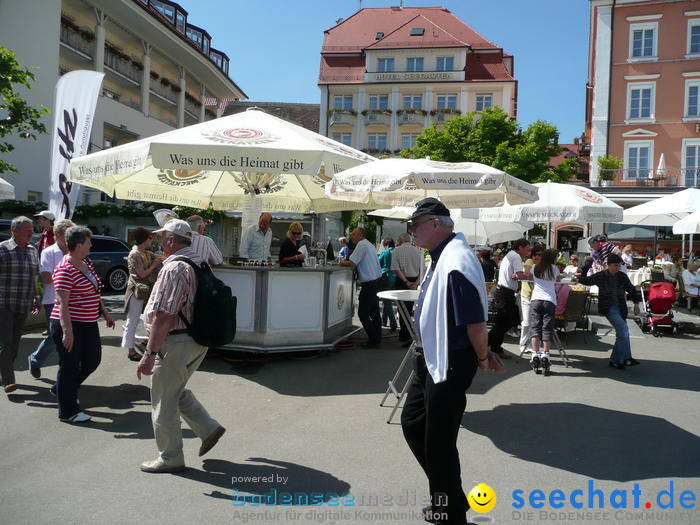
[402,197,450,223]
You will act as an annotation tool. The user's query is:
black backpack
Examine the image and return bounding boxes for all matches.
[174,257,236,347]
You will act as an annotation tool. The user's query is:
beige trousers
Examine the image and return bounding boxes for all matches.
[150,333,220,465]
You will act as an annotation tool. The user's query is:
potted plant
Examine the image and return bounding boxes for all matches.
[597,154,622,187]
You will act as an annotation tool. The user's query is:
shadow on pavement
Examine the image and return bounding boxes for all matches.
[463,402,700,481]
[201,343,529,397]
[177,457,351,503]
[552,356,700,392]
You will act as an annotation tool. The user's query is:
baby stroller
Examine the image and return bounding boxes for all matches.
[639,280,677,337]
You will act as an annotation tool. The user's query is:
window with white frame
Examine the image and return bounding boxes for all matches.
[629,22,658,59]
[626,82,655,121]
[682,139,700,186]
[402,95,422,109]
[334,95,353,110]
[624,140,653,179]
[367,133,387,151]
[332,133,352,146]
[436,94,457,109]
[476,94,493,111]
[378,58,395,73]
[685,79,700,118]
[436,56,454,71]
[688,19,700,55]
[369,95,389,109]
[406,57,424,72]
[401,133,420,150]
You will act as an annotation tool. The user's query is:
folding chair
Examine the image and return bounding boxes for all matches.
[551,290,589,367]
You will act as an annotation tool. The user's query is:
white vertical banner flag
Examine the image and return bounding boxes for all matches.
[48,71,104,220]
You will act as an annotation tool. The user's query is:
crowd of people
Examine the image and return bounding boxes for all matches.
[0,212,226,474]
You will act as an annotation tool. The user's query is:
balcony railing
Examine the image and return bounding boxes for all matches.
[104,47,141,84]
[598,168,700,188]
[185,97,202,119]
[397,111,425,125]
[150,80,177,104]
[60,22,94,58]
[364,111,391,125]
[328,110,356,126]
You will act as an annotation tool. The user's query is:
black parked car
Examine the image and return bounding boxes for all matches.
[89,235,130,292]
[1,221,130,292]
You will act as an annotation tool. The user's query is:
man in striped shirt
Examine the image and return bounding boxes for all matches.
[186,215,223,266]
[589,235,623,275]
[137,219,225,473]
[0,216,39,393]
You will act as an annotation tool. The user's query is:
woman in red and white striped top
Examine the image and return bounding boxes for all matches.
[50,226,114,424]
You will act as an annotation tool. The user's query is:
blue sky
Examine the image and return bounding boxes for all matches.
[183,0,590,143]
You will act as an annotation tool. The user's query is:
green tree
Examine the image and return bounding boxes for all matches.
[402,107,572,183]
[0,47,49,174]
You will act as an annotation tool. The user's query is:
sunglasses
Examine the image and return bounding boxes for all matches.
[292,231,302,235]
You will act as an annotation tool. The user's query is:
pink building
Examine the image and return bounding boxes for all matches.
[587,0,700,205]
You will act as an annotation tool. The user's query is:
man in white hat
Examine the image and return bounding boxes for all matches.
[33,210,55,255]
[136,219,225,473]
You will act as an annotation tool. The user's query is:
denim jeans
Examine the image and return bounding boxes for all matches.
[381,298,397,329]
[605,306,632,363]
[30,305,56,367]
[358,280,382,345]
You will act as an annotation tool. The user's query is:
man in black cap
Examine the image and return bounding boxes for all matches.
[401,198,505,525]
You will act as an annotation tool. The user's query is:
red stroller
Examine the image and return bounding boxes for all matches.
[639,281,678,337]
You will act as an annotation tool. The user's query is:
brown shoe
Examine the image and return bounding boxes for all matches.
[199,426,226,457]
[4,384,17,393]
[139,458,186,473]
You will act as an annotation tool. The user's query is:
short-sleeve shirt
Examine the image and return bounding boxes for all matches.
[349,238,382,282]
[0,239,40,313]
[520,258,534,300]
[40,243,66,305]
[191,231,223,266]
[497,250,524,291]
[278,238,303,267]
[531,265,560,305]
[50,257,102,322]
[239,224,271,259]
[144,247,202,332]
[391,243,423,278]
[414,233,485,350]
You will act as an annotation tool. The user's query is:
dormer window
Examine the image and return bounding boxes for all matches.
[410,27,425,36]
[375,32,384,39]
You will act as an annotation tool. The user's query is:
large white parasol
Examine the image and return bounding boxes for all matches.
[368,206,532,245]
[622,188,700,226]
[0,177,15,200]
[67,108,376,213]
[325,158,539,209]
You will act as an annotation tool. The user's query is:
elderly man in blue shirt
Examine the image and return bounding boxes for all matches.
[340,227,383,348]
[239,213,272,260]
[401,198,505,525]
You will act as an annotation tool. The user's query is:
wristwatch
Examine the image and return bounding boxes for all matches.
[146,348,159,356]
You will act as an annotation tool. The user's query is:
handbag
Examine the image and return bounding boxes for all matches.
[133,281,151,301]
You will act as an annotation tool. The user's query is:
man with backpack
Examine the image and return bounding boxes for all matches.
[137,219,226,473]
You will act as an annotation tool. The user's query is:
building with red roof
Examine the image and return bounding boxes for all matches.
[318,6,517,154]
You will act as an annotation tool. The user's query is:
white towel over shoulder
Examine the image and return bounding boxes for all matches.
[418,233,488,384]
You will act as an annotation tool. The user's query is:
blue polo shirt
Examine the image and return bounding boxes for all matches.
[349,238,382,282]
[414,234,485,350]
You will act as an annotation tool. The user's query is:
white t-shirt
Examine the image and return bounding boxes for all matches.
[531,265,560,304]
[683,269,699,297]
[497,250,524,290]
[40,243,66,305]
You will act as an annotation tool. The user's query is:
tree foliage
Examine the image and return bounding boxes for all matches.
[0,47,49,174]
[402,107,575,184]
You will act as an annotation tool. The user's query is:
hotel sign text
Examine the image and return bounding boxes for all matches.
[365,71,465,83]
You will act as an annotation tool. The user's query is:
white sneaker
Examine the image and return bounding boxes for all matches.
[61,411,91,423]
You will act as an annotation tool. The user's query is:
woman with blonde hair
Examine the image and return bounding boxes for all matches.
[278,221,305,267]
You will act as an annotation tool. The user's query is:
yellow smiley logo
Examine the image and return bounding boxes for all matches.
[467,483,497,513]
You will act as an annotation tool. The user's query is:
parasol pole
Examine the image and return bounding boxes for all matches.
[546,222,551,248]
[653,226,658,258]
[682,234,685,258]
